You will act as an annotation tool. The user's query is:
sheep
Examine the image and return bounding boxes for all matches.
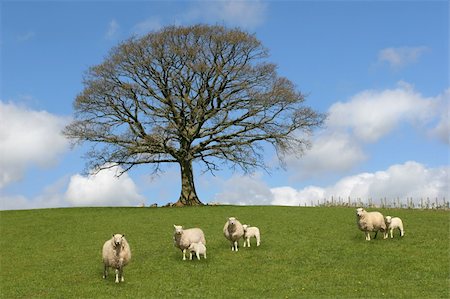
[356,208,387,241]
[188,242,207,260]
[242,224,261,247]
[173,225,206,260]
[223,217,244,251]
[385,216,405,238]
[102,234,131,283]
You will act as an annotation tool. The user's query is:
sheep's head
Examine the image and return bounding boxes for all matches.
[173,225,183,235]
[242,224,248,231]
[385,216,392,224]
[112,234,124,248]
[228,217,237,226]
[356,208,365,217]
[188,243,196,250]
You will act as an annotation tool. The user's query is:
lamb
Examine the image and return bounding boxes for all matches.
[356,207,387,241]
[173,225,206,260]
[385,216,405,238]
[223,217,244,251]
[102,234,131,283]
[188,242,207,260]
[242,224,261,247]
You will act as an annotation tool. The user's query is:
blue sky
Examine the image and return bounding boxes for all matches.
[1,0,448,209]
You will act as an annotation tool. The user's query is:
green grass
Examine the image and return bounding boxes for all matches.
[0,206,448,298]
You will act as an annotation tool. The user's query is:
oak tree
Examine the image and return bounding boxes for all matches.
[64,25,325,206]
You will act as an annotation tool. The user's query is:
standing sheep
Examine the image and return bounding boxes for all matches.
[173,225,206,260]
[385,216,405,238]
[242,224,261,247]
[223,217,244,251]
[102,234,131,283]
[188,242,207,260]
[356,208,387,241]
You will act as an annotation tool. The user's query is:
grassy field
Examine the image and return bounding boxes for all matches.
[0,206,448,298]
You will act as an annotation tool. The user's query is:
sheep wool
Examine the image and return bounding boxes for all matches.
[223,217,244,251]
[188,242,207,260]
[356,208,387,241]
[242,224,261,247]
[173,225,206,260]
[102,234,131,283]
[385,216,405,238]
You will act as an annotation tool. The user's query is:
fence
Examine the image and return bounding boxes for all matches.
[305,196,449,210]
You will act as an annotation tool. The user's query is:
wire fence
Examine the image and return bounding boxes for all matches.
[305,196,449,210]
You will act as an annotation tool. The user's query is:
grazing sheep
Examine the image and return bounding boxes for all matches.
[102,234,131,283]
[188,242,207,260]
[173,225,206,260]
[356,208,387,241]
[223,217,244,251]
[385,216,405,238]
[242,224,261,247]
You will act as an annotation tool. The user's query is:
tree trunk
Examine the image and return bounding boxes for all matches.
[175,159,203,206]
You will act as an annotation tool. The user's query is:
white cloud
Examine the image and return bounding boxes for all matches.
[17,31,36,42]
[327,82,436,143]
[271,186,325,206]
[105,19,120,39]
[274,161,449,206]
[0,194,32,210]
[286,83,444,179]
[182,0,267,29]
[378,46,429,69]
[213,172,274,205]
[213,162,449,207]
[0,101,69,188]
[132,17,162,35]
[64,165,145,207]
[0,175,70,210]
[428,89,450,144]
[286,131,366,179]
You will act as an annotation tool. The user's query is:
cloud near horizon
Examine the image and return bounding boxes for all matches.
[215,161,449,207]
[64,165,146,207]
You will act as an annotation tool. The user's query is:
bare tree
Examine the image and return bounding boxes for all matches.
[64,25,325,206]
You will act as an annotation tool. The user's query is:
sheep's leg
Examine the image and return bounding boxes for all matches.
[400,228,404,237]
[196,251,200,260]
[103,265,108,279]
[182,249,187,260]
[204,251,207,259]
[120,268,124,282]
[243,239,247,247]
[256,236,260,246]
[365,232,370,241]
[390,229,393,238]
[248,238,251,247]
[115,269,120,283]
[189,252,193,260]
[373,231,378,239]
[230,242,235,251]
[234,241,239,251]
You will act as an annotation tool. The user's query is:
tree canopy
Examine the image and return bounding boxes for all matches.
[64,24,325,206]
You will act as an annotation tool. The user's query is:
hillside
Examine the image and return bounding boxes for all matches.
[0,206,448,298]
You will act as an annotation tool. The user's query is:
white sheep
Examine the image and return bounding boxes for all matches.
[102,234,131,283]
[242,224,261,247]
[188,242,207,260]
[223,217,244,251]
[173,225,206,260]
[356,208,387,241]
[385,216,405,238]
